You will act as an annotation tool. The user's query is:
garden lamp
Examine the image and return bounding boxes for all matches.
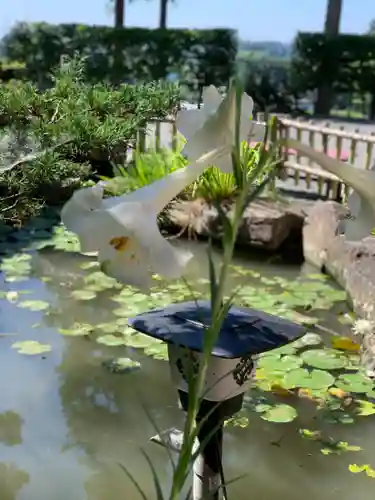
[128,300,306,500]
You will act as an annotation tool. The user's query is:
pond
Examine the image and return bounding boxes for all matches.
[0,213,374,500]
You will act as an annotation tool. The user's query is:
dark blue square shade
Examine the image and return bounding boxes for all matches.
[128,300,306,359]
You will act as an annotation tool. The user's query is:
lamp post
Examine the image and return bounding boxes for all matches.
[129,299,306,500]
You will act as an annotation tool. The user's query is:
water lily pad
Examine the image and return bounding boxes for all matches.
[257,403,298,423]
[17,300,50,312]
[58,323,93,336]
[283,368,335,391]
[335,373,373,394]
[301,349,348,370]
[80,261,100,270]
[11,340,51,355]
[144,343,168,360]
[224,414,249,428]
[96,334,128,347]
[95,322,118,334]
[292,333,323,348]
[279,310,319,326]
[70,290,97,301]
[102,357,141,374]
[258,354,303,373]
[126,334,157,349]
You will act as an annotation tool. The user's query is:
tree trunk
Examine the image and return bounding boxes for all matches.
[369,91,375,120]
[315,0,342,116]
[115,0,125,27]
[159,0,168,28]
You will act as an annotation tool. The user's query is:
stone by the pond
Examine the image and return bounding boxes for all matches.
[303,200,375,376]
[166,197,311,252]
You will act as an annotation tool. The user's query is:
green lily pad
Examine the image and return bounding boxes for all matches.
[70,290,97,301]
[257,403,298,423]
[292,333,323,348]
[96,334,128,347]
[279,310,319,326]
[80,261,100,270]
[17,300,50,312]
[58,323,93,336]
[96,322,118,334]
[224,414,249,428]
[258,354,303,373]
[335,373,373,394]
[301,349,348,370]
[102,357,141,374]
[126,334,157,349]
[11,340,51,355]
[144,343,168,360]
[283,368,335,390]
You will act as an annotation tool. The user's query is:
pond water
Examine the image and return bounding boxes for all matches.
[0,215,374,500]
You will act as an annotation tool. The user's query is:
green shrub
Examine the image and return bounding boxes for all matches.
[102,147,189,196]
[0,55,180,163]
[0,55,180,224]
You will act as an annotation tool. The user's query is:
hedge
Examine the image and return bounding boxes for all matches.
[291,32,375,94]
[2,23,237,92]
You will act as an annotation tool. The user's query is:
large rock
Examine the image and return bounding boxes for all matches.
[303,201,375,376]
[165,197,309,252]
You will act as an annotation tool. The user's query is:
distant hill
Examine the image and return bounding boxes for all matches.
[238,40,293,60]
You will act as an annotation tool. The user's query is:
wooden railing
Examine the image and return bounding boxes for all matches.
[136,115,375,202]
[276,118,375,200]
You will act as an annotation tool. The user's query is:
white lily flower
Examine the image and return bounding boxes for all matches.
[62,83,263,290]
[176,85,266,173]
[61,147,227,290]
[285,139,375,241]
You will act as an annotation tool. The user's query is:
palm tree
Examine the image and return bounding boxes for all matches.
[315,0,343,115]
[324,0,342,35]
[114,0,125,27]
[159,0,168,28]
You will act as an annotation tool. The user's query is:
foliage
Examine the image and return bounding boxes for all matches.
[291,32,375,95]
[102,146,189,196]
[103,138,273,205]
[2,22,237,95]
[0,55,180,223]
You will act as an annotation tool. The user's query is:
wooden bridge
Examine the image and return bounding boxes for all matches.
[136,114,375,202]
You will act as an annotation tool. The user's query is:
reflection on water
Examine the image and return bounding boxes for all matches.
[0,239,373,500]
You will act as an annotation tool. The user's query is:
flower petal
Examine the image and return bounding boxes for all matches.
[181,84,237,169]
[100,252,153,291]
[107,203,193,279]
[175,108,206,142]
[139,222,193,279]
[241,93,254,121]
[202,86,222,115]
[61,185,106,252]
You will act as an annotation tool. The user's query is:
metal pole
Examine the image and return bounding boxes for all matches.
[193,402,224,500]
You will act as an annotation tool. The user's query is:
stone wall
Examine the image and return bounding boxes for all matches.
[303,201,375,377]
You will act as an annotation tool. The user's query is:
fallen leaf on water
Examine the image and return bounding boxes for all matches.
[356,400,375,417]
[299,428,321,440]
[328,387,348,399]
[348,464,368,474]
[331,336,360,353]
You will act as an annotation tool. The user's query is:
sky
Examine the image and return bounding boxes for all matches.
[1,0,375,42]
